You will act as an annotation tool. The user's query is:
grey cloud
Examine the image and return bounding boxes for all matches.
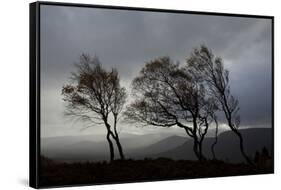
[40,5,272,137]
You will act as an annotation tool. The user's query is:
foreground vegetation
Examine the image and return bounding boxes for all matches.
[40,156,273,187]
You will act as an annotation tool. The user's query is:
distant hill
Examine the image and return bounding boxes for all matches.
[41,133,175,162]
[41,133,171,150]
[41,128,272,163]
[156,128,273,163]
[127,135,187,159]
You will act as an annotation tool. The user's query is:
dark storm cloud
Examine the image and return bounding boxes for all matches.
[40,5,272,137]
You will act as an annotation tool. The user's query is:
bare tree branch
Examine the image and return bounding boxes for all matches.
[62,54,127,161]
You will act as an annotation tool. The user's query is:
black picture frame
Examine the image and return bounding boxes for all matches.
[30,1,274,188]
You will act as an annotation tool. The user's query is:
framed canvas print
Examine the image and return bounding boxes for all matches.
[29,1,274,188]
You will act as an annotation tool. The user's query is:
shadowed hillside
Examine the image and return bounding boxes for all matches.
[127,135,187,158]
[40,157,272,187]
[157,128,272,163]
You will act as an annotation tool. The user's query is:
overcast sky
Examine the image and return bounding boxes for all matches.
[40,5,272,138]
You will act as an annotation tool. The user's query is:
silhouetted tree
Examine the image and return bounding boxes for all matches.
[186,45,253,165]
[62,54,126,161]
[124,57,218,161]
[261,147,270,159]
[254,147,271,168]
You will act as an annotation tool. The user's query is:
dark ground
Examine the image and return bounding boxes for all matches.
[39,156,273,187]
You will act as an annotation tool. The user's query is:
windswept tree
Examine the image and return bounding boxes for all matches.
[124,57,218,161]
[186,45,252,165]
[62,54,126,161]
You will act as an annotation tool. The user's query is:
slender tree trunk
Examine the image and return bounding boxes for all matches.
[233,129,253,165]
[222,95,253,165]
[114,137,125,160]
[198,140,206,161]
[113,116,125,160]
[211,117,218,160]
[183,127,201,161]
[104,116,125,160]
[106,130,115,162]
[193,138,201,161]
[198,141,202,157]
[226,115,253,165]
[182,121,205,161]
[198,118,209,161]
[193,116,205,161]
[103,116,115,162]
[108,130,125,160]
